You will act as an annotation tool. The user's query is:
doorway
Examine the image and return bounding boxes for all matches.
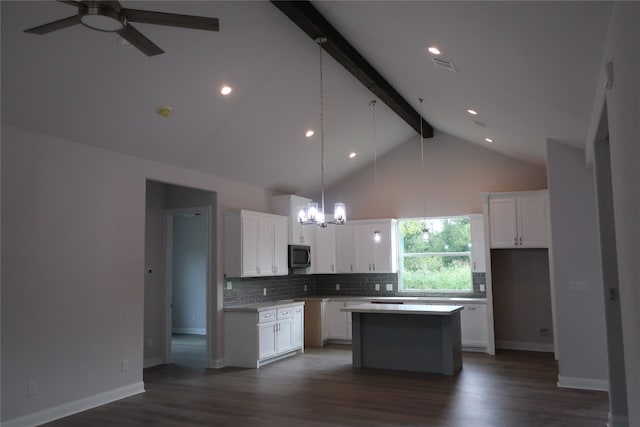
[165,207,210,369]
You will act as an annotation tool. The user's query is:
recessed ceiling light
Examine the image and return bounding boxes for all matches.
[157,106,172,117]
[427,46,441,55]
[349,152,357,159]
[220,85,232,95]
[305,130,314,138]
[484,138,493,143]
[467,109,478,115]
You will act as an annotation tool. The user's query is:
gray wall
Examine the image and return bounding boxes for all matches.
[491,249,553,350]
[546,141,608,388]
[599,3,640,424]
[321,131,548,219]
[172,214,207,334]
[1,125,272,423]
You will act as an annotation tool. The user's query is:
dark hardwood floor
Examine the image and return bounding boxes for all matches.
[46,346,608,426]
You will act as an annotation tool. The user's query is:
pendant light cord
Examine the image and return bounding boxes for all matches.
[370,100,377,187]
[419,98,426,223]
[318,37,327,216]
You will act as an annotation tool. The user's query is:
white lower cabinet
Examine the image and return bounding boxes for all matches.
[460,303,489,349]
[225,303,304,368]
[326,300,352,340]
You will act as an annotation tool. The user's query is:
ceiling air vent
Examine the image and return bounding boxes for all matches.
[473,120,487,129]
[432,57,456,72]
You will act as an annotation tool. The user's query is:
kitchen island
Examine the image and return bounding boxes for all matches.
[341,303,464,375]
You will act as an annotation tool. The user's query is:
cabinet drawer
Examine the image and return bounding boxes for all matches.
[277,307,294,319]
[259,310,277,323]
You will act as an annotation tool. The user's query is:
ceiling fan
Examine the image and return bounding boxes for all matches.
[24,0,220,56]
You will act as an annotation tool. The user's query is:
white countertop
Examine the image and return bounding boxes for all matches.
[223,300,305,312]
[341,303,464,315]
[296,296,486,303]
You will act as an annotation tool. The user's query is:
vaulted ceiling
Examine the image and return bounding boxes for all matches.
[1,1,612,195]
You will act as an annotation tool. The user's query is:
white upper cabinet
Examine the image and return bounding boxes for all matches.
[272,194,314,246]
[350,220,397,273]
[225,210,289,277]
[336,225,355,273]
[313,225,336,274]
[470,214,486,272]
[488,191,549,248]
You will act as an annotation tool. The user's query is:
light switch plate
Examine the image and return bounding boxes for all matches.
[375,283,380,291]
[226,281,232,290]
[386,284,393,291]
[336,284,340,291]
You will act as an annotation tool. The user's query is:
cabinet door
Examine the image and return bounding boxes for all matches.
[489,198,518,248]
[372,222,396,273]
[258,322,277,360]
[241,214,260,276]
[470,215,486,272]
[326,301,349,340]
[292,306,304,349]
[353,225,375,273]
[461,304,489,347]
[276,319,294,354]
[517,195,548,248]
[335,226,355,273]
[314,225,336,274]
[272,218,288,275]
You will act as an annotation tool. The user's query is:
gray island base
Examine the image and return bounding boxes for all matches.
[341,304,464,376]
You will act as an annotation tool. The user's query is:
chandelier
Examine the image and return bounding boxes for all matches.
[298,37,346,228]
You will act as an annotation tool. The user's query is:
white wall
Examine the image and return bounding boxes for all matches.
[323,131,548,219]
[600,3,640,425]
[0,124,272,423]
[172,214,207,334]
[546,141,608,389]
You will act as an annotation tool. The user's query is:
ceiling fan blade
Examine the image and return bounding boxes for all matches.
[117,23,164,56]
[56,0,83,7]
[24,15,82,34]
[123,9,219,32]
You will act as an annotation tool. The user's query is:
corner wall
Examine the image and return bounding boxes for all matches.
[0,124,272,424]
[546,140,608,390]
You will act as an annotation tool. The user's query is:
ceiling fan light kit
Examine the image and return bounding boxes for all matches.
[24,0,220,56]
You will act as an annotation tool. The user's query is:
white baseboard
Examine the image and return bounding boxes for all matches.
[144,356,164,369]
[496,340,554,353]
[172,327,206,335]
[209,358,226,368]
[2,382,145,427]
[558,376,609,391]
[608,413,629,427]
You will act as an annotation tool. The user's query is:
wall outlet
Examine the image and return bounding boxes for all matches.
[386,284,393,291]
[479,284,486,292]
[304,285,308,292]
[146,268,153,275]
[539,328,550,337]
[226,281,232,290]
[121,359,129,372]
[335,284,340,291]
[375,283,380,291]
[27,380,37,396]
[263,288,267,296]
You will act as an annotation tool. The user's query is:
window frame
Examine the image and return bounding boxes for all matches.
[397,216,473,293]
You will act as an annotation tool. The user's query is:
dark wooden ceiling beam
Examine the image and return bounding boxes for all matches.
[271,0,433,139]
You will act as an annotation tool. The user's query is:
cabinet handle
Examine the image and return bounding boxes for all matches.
[264,314,273,318]
[369,264,372,271]
[514,237,518,246]
[473,261,476,270]
[372,264,376,272]
[350,264,353,272]
[519,236,523,245]
[331,264,335,272]
[257,266,260,274]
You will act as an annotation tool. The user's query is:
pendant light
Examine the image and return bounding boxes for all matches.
[370,99,381,243]
[419,98,429,241]
[298,37,346,228]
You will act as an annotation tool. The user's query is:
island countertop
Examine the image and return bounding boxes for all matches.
[341,303,463,316]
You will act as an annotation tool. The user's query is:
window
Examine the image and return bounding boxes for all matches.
[399,217,472,292]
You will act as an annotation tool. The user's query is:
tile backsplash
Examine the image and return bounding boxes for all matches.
[223,272,487,306]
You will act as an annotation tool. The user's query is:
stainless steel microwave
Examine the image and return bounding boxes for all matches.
[288,245,311,269]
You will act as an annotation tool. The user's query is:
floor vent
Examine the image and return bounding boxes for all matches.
[432,57,456,72]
